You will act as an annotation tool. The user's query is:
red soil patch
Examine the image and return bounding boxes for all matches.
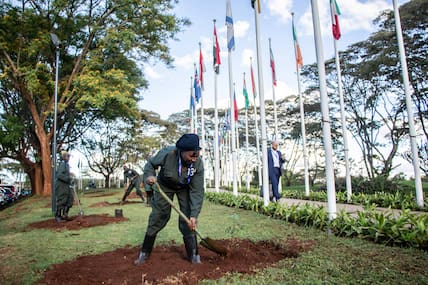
[83,191,117,198]
[39,238,314,285]
[30,215,315,284]
[28,214,128,231]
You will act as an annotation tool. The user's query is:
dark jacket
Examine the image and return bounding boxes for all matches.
[143,146,205,218]
[267,148,285,177]
[124,168,140,183]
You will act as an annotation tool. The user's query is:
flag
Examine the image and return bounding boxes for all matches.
[194,68,201,103]
[190,92,196,117]
[224,109,231,131]
[330,0,341,40]
[269,45,277,86]
[251,0,261,13]
[199,46,206,90]
[226,0,235,51]
[243,76,250,110]
[190,76,196,117]
[250,62,257,99]
[292,18,303,68]
[213,22,221,74]
[233,90,238,121]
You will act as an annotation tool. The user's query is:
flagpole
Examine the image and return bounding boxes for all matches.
[190,76,194,132]
[333,39,352,201]
[234,86,242,189]
[226,0,238,196]
[269,38,281,194]
[243,72,251,191]
[392,0,424,208]
[329,0,352,202]
[292,12,310,197]
[269,38,278,140]
[253,1,270,206]
[236,116,242,188]
[213,20,220,192]
[198,42,207,190]
[310,0,337,220]
[251,58,262,188]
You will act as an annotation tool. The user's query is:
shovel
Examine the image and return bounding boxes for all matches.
[154,182,228,256]
[71,185,84,216]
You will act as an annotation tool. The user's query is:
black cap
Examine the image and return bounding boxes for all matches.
[176,134,202,151]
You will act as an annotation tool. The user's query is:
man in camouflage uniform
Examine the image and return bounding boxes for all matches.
[134,133,205,265]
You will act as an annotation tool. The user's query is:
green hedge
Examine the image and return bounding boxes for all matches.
[205,192,428,251]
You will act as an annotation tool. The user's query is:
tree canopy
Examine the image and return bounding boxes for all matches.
[0,0,189,195]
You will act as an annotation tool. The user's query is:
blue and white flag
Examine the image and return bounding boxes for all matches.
[194,68,201,103]
[226,0,235,51]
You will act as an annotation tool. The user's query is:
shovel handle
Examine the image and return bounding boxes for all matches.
[154,182,192,225]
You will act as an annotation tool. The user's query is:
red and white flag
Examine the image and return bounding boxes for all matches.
[330,0,341,40]
[269,45,277,86]
[250,62,257,98]
[213,23,221,74]
[199,45,206,90]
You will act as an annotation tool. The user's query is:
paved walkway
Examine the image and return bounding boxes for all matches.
[207,188,427,217]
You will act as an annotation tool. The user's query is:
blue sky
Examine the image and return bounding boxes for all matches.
[140,0,410,119]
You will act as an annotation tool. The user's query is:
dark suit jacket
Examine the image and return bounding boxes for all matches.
[267,148,285,177]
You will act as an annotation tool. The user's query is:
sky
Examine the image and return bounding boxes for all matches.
[140,0,410,119]
[68,0,415,179]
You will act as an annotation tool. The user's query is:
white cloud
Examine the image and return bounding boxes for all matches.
[144,65,161,79]
[241,49,255,67]
[234,20,250,38]
[299,0,392,37]
[173,53,194,70]
[265,0,293,23]
[218,20,250,39]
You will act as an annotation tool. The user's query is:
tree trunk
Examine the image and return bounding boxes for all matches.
[39,135,53,196]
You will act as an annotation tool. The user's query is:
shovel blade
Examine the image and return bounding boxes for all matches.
[200,237,228,256]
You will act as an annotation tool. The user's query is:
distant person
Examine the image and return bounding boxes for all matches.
[134,133,204,265]
[55,150,74,222]
[121,165,145,204]
[267,141,285,202]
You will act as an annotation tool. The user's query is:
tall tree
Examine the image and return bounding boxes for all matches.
[0,1,189,195]
[300,0,426,181]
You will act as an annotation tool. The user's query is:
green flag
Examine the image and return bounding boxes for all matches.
[243,76,250,110]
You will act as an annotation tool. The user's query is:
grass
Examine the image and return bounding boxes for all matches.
[0,188,427,285]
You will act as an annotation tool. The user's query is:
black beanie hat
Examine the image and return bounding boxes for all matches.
[176,134,202,151]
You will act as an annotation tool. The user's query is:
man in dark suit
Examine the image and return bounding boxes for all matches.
[267,140,285,202]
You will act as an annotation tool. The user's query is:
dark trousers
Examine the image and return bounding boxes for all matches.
[269,167,281,201]
[123,178,143,199]
[145,187,192,238]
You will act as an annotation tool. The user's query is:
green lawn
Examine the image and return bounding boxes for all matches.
[0,189,427,285]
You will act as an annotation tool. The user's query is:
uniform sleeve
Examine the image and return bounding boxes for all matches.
[143,147,169,191]
[188,159,205,218]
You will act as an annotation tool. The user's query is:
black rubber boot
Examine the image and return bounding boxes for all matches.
[134,234,156,265]
[183,234,201,264]
[121,190,129,204]
[55,208,65,222]
[62,207,72,221]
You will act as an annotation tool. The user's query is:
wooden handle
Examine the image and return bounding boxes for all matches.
[154,182,191,224]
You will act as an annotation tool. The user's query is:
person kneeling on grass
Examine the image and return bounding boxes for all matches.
[134,133,205,265]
